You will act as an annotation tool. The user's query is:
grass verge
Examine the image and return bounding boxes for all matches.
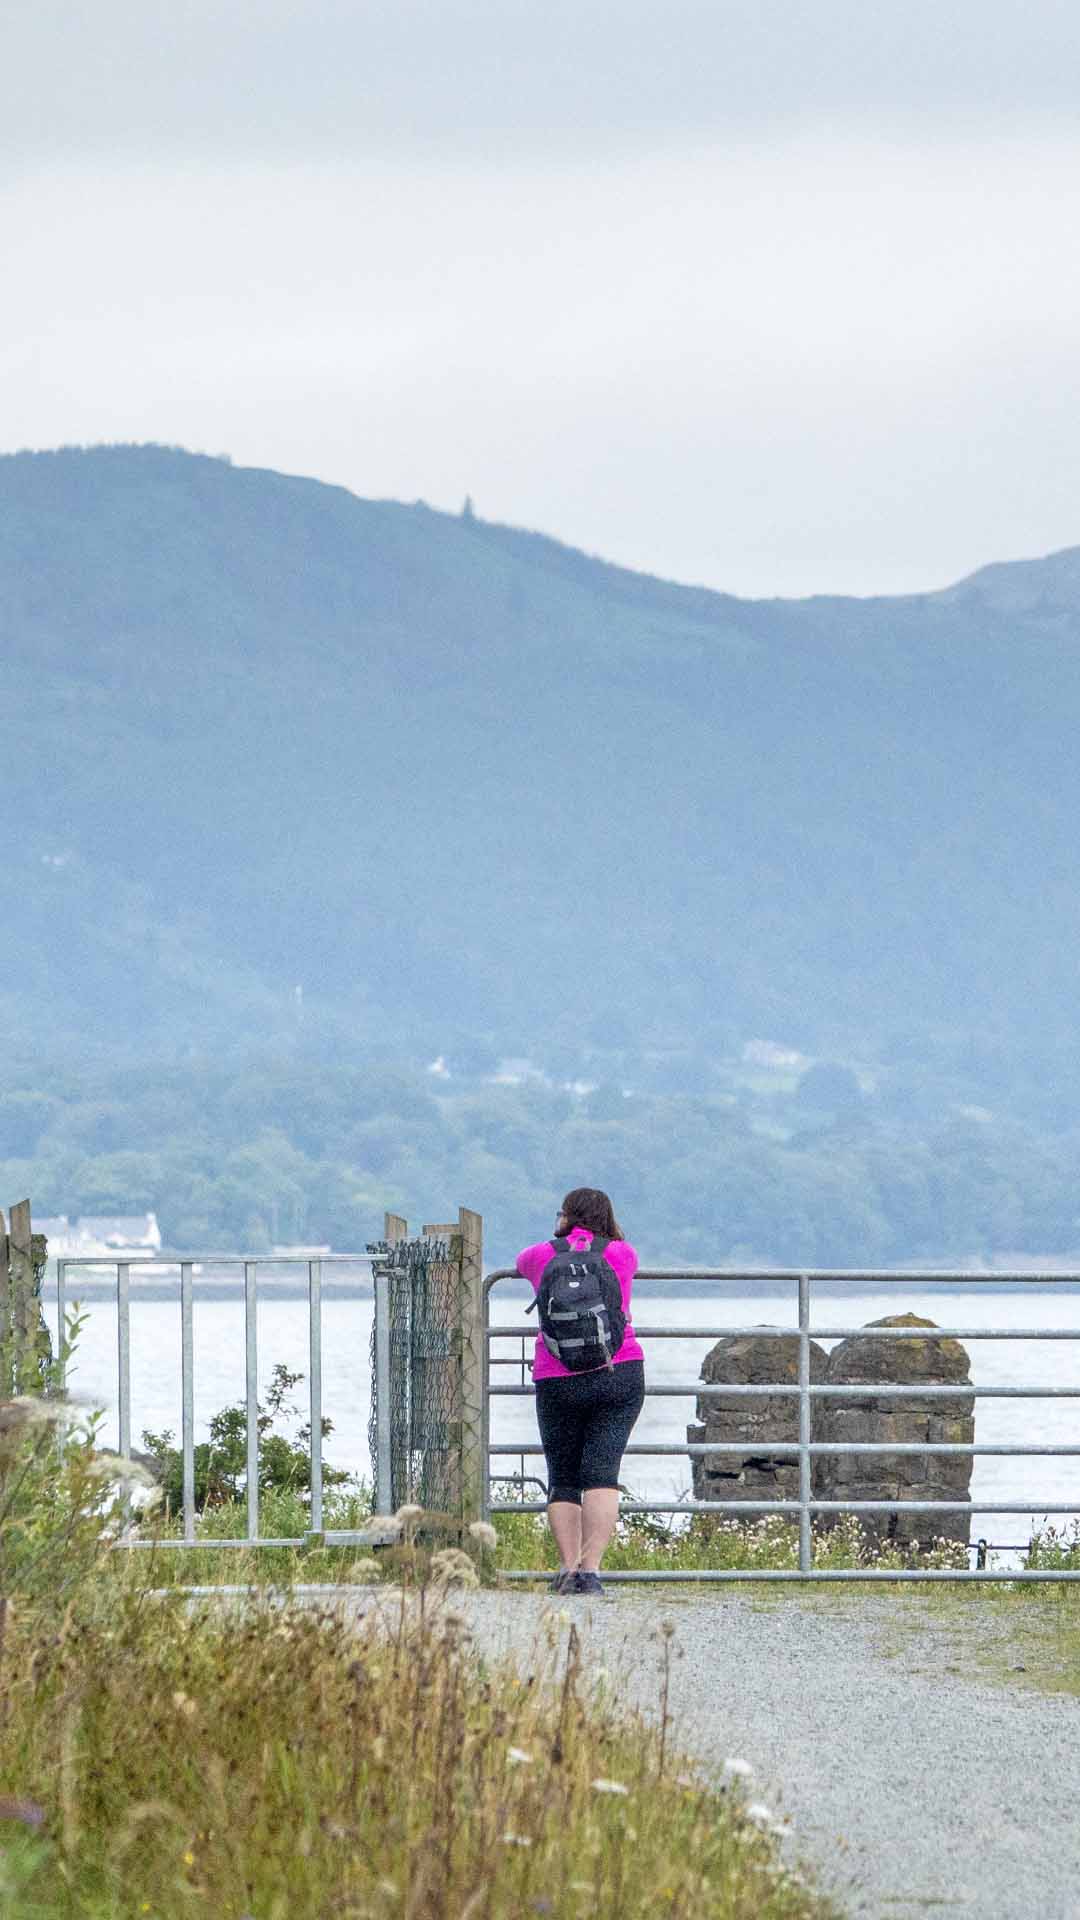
[0,1577,839,1919]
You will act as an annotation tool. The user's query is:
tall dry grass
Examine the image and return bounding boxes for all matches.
[0,1581,838,1920]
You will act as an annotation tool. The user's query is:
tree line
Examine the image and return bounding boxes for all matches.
[2,1046,1078,1267]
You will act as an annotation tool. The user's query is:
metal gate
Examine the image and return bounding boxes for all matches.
[53,1216,477,1552]
[482,1266,1080,1582]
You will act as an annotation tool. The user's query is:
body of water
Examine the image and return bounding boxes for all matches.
[52,1268,1080,1562]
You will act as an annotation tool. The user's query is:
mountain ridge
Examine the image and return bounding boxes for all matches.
[3,442,1080,1110]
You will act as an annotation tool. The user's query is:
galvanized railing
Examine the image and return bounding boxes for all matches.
[56,1254,387,1549]
[483,1268,1080,1581]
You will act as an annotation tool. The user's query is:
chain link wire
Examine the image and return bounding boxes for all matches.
[366,1235,458,1512]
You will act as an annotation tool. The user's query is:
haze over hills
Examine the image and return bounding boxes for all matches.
[5,443,1080,1070]
[3,443,1080,1259]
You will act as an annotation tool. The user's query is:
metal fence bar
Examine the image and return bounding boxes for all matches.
[180,1261,195,1542]
[116,1262,131,1531]
[489,1325,1080,1341]
[479,1259,493,1523]
[374,1267,392,1514]
[490,1499,1080,1515]
[489,1441,1080,1456]
[308,1258,323,1535]
[798,1270,811,1573]
[245,1260,258,1544]
[488,1382,1080,1398]
[55,1259,67,1387]
[499,1568,1080,1583]
[116,1529,385,1550]
[587,1269,1080,1283]
[57,1259,1080,1280]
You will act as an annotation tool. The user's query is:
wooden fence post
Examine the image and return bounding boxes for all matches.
[2,1200,51,1395]
[0,1207,9,1394]
[457,1207,485,1529]
[421,1211,484,1530]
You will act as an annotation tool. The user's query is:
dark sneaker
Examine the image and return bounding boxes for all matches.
[548,1569,576,1594]
[573,1570,605,1597]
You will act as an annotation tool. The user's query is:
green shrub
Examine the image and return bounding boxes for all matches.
[139,1361,351,1511]
[0,1311,159,1615]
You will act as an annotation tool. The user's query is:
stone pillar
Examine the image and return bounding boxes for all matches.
[687,1331,830,1511]
[820,1313,974,1552]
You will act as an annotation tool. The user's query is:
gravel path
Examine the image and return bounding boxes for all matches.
[334,1584,1080,1919]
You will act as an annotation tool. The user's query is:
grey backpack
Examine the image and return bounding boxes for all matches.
[526,1235,626,1371]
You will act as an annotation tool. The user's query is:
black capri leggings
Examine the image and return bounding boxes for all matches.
[535,1359,646,1504]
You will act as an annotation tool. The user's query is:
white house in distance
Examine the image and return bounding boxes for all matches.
[36,1213,163,1259]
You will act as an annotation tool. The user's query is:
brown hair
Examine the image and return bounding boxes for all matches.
[558,1186,626,1243]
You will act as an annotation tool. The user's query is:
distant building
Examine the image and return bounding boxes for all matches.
[36,1213,162,1258]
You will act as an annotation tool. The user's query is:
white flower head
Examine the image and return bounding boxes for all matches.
[592,1778,630,1796]
[744,1802,774,1827]
[429,1548,480,1590]
[468,1520,498,1550]
[365,1516,403,1544]
[507,1747,533,1766]
[723,1757,755,1783]
[502,1833,532,1847]
[2,1395,67,1429]
[346,1558,382,1582]
[85,1452,158,1489]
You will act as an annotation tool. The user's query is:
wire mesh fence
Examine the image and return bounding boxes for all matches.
[367,1233,458,1512]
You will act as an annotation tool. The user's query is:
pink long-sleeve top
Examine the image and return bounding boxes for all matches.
[515,1226,644,1379]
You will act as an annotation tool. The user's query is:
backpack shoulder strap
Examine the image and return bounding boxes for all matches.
[587,1235,611,1256]
[525,1237,570,1313]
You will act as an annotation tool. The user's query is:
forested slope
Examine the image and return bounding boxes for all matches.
[4,443,1080,1259]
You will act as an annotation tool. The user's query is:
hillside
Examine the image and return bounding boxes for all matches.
[4,443,1080,1111]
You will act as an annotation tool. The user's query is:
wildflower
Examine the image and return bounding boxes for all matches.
[182,1850,196,1866]
[172,1692,197,1719]
[0,1396,64,1431]
[345,1558,382,1582]
[0,1796,45,1828]
[507,1747,533,1766]
[744,1802,774,1827]
[468,1520,498,1550]
[502,1833,532,1847]
[722,1756,754,1783]
[85,1451,157,1486]
[591,1779,630,1796]
[365,1516,403,1544]
[430,1547,480,1590]
[395,1504,424,1523]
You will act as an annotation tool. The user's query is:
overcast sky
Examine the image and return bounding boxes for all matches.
[5,0,1080,596]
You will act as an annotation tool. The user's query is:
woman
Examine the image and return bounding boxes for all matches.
[516,1186,645,1596]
